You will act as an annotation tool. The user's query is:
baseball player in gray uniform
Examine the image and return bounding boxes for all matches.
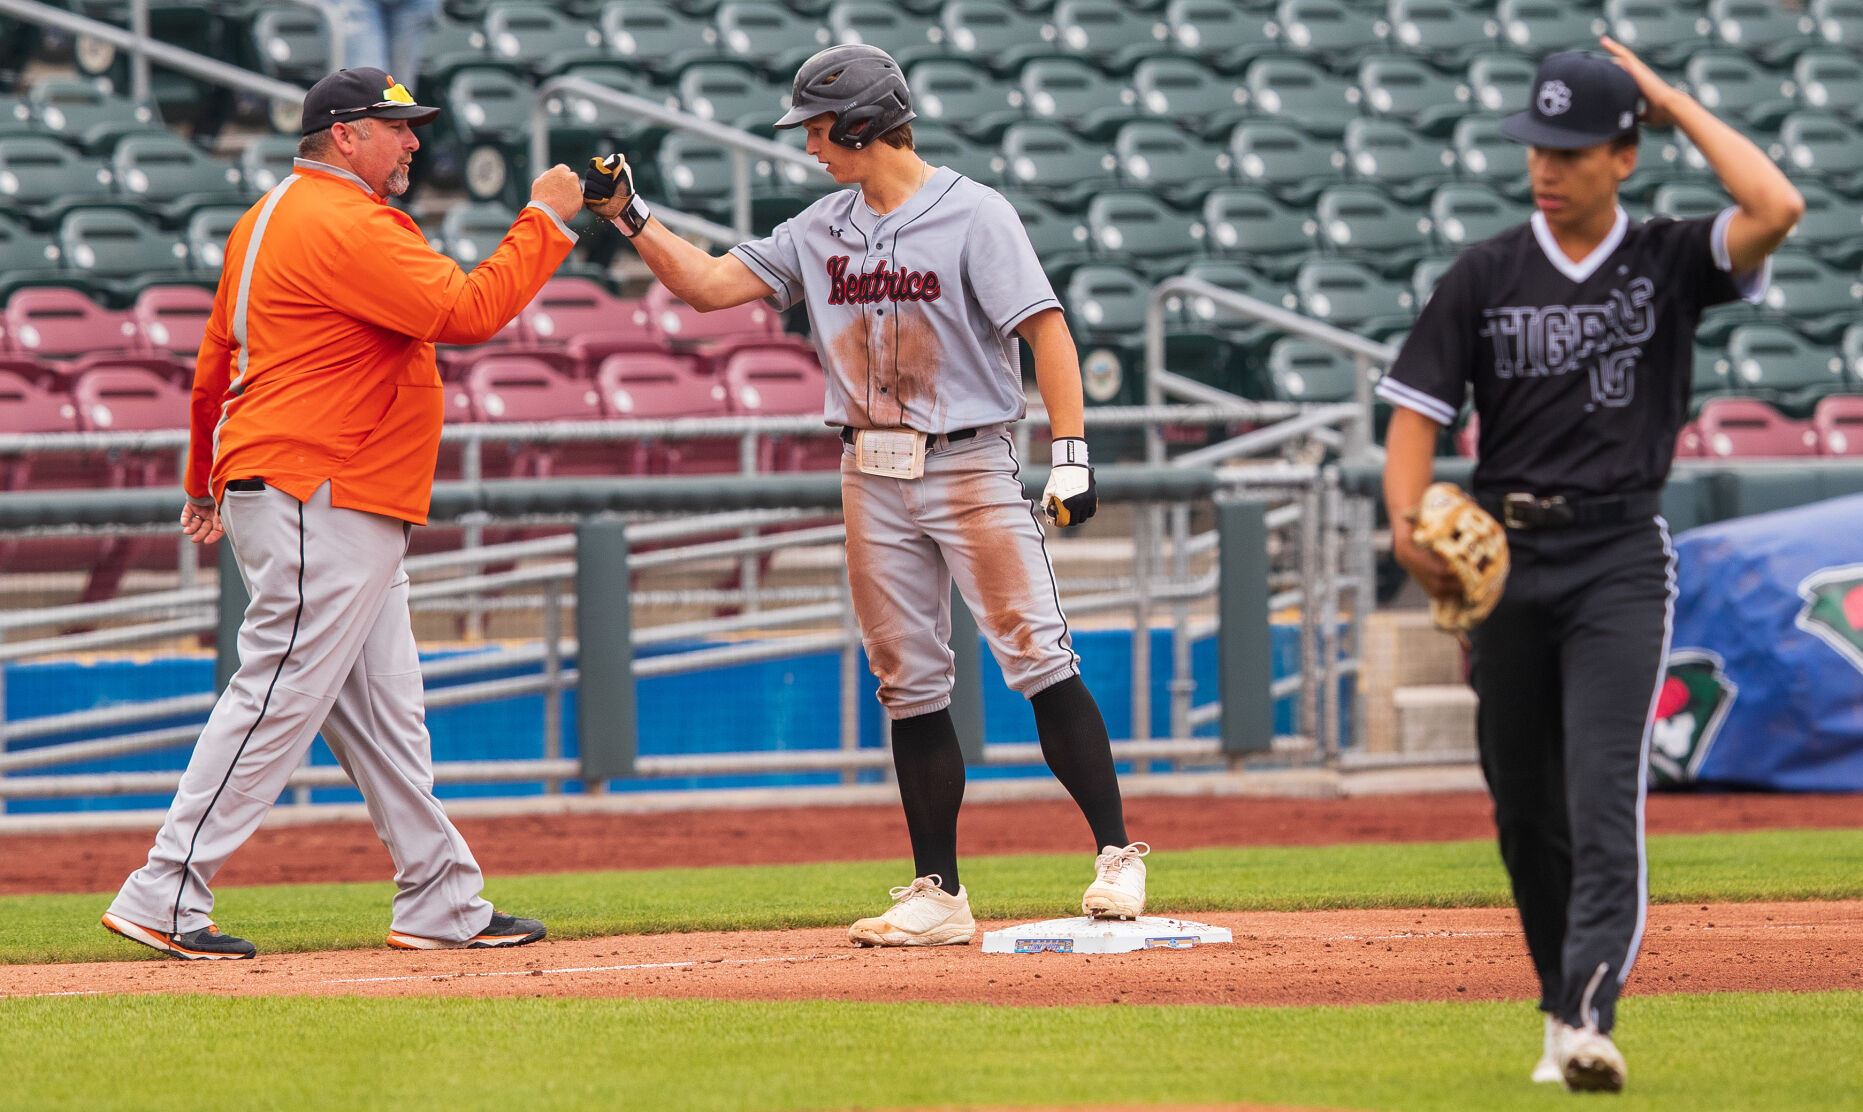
[585,44,1151,946]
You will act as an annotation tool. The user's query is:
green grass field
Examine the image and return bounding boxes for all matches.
[7,992,1859,1111]
[5,829,1860,965]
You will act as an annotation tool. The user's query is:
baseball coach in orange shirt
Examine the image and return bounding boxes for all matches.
[102,68,584,960]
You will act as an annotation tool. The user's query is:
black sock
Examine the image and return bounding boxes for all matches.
[890,708,966,895]
[1031,675,1129,851]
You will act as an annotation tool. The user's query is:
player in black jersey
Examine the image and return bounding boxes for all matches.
[1379,42,1802,1093]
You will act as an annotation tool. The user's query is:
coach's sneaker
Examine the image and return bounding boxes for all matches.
[1532,1015,1568,1083]
[1560,1024,1627,1093]
[100,912,257,960]
[387,910,547,950]
[1082,842,1149,919]
[848,876,975,947]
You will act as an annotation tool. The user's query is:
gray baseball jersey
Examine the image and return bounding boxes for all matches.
[729,167,1060,434]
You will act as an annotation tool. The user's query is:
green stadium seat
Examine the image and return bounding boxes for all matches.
[110,133,243,218]
[1773,110,1863,184]
[1000,189,1092,284]
[1408,253,1458,310]
[675,61,786,127]
[543,63,654,155]
[236,134,300,199]
[1130,56,1250,140]
[1170,258,1279,330]
[1488,0,1608,54]
[1753,248,1862,341]
[1791,49,1863,117]
[1265,336,1361,402]
[437,203,521,269]
[1084,189,1205,276]
[1464,50,1538,114]
[182,204,246,275]
[908,59,1025,143]
[57,207,191,295]
[1385,0,1496,66]
[0,210,60,280]
[1227,119,1340,205]
[1604,0,1704,66]
[598,0,717,82]
[1812,0,1863,47]
[1288,256,1413,335]
[483,1,606,74]
[826,1,945,67]
[1161,0,1278,72]
[1691,339,1731,405]
[1706,0,1821,64]
[1682,49,1797,128]
[0,136,116,223]
[912,123,1003,182]
[1110,120,1232,206]
[417,14,490,89]
[1650,180,1731,221]
[655,133,736,224]
[1201,186,1316,276]
[434,66,535,203]
[939,0,1056,74]
[1656,115,1777,181]
[1428,182,1518,250]
[1355,54,1476,136]
[715,1,836,79]
[1245,55,1360,137]
[996,121,1120,209]
[1064,263,1240,398]
[1842,323,1863,379]
[1723,322,1850,413]
[1785,181,1863,267]
[1451,114,1529,199]
[1271,0,1385,67]
[1052,0,1171,70]
[1017,57,1143,140]
[247,5,334,85]
[1342,117,1455,203]
[0,95,37,140]
[25,78,161,154]
[1313,184,1432,275]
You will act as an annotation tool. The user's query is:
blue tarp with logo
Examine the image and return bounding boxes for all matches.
[1658,493,1863,791]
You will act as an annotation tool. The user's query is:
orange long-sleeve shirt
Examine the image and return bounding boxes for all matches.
[187,160,576,524]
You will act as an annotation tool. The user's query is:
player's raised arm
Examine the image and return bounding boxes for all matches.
[1599,36,1803,274]
[582,154,775,311]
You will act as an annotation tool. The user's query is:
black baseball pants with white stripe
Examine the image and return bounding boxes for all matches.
[1468,515,1674,1034]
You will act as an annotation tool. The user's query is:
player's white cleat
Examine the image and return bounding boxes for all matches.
[1082,842,1150,919]
[849,876,976,947]
[1532,1014,1568,1083]
[1560,1024,1627,1093]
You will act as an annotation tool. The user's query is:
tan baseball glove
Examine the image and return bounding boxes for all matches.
[1409,482,1510,634]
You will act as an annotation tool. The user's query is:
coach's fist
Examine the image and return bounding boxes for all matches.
[1041,438,1097,527]
[530,164,583,223]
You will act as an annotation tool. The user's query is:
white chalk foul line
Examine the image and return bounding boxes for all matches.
[3,989,108,1000]
[322,952,857,986]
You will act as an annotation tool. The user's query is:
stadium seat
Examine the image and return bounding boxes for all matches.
[1682,50,1797,128]
[1806,185,1863,266]
[246,5,334,86]
[1065,263,1238,397]
[996,121,1121,210]
[418,13,491,87]
[1312,184,1432,275]
[1265,336,1361,402]
[1604,0,1702,66]
[458,356,611,477]
[1691,396,1818,457]
[1812,0,1863,47]
[674,61,786,127]
[1110,120,1232,206]
[714,1,835,78]
[519,277,626,347]
[1487,0,1607,54]
[644,281,784,350]
[1812,393,1863,455]
[1201,186,1318,276]
[1342,117,1456,203]
[593,350,736,474]
[598,0,715,81]
[0,135,116,220]
[435,66,537,203]
[1722,321,1849,412]
[1271,0,1384,66]
[826,1,945,67]
[182,204,245,275]
[1464,50,1538,115]
[1244,54,1360,137]
[1427,182,1518,251]
[109,132,243,217]
[24,77,161,154]
[436,202,523,269]
[0,367,84,495]
[1129,56,1250,140]
[1791,49,1863,116]
[907,59,1026,143]
[561,299,662,374]
[1084,189,1204,276]
[1161,0,1277,72]
[1052,0,1169,70]
[1650,180,1731,221]
[1356,54,1476,136]
[1691,340,1731,404]
[70,364,188,433]
[483,1,607,74]
[1773,111,1863,184]
[131,284,213,360]
[1385,0,1495,66]
[939,0,1056,73]
[1227,119,1340,204]
[1002,189,1092,283]
[718,343,839,469]
[1287,256,1413,336]
[655,132,737,224]
[1017,57,1142,140]
[1408,253,1458,310]
[1706,0,1821,64]
[911,123,1001,183]
[1755,248,1862,341]
[0,210,59,281]
[236,135,300,199]
[1169,258,1278,330]
[1450,114,1530,199]
[4,286,137,363]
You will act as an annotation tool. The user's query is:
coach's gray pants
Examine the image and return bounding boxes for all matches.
[109,483,493,942]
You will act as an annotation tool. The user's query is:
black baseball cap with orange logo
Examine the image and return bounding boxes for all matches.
[300,67,440,134]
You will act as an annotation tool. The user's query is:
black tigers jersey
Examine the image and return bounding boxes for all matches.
[1378,206,1767,498]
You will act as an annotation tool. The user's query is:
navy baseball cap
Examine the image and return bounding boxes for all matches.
[300,67,439,134]
[1499,51,1641,150]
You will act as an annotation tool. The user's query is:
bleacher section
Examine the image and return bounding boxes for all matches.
[3,0,1861,510]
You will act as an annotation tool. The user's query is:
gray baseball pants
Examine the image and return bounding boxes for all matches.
[841,428,1079,717]
[109,482,493,942]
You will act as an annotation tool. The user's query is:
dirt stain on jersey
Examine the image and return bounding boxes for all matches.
[888,311,947,428]
[830,314,876,427]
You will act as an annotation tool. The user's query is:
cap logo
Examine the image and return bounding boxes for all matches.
[1619,110,1635,129]
[383,80,414,104]
[1538,80,1572,116]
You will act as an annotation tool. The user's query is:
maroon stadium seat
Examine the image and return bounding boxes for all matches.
[0,368,80,490]
[520,277,633,347]
[643,281,783,351]
[1693,396,1819,458]
[131,284,214,361]
[1812,394,1863,456]
[595,350,739,474]
[3,287,138,364]
[718,343,838,470]
[460,356,614,477]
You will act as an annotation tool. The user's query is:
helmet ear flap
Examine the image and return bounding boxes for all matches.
[830,103,887,149]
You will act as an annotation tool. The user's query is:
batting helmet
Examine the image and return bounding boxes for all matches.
[773,44,916,151]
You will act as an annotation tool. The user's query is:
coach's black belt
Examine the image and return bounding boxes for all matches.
[840,426,979,447]
[1477,490,1662,531]
[224,478,266,492]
